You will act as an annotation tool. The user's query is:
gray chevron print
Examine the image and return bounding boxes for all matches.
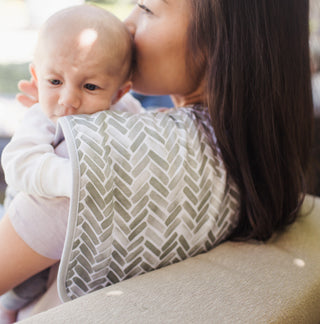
[58,107,240,301]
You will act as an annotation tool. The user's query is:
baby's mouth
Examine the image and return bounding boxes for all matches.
[55,108,76,117]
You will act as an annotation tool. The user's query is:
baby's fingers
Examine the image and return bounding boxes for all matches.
[16,93,38,108]
[16,79,38,107]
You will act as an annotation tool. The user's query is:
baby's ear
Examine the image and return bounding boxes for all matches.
[29,63,38,83]
[111,81,132,104]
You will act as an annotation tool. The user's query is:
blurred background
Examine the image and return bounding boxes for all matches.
[311,0,320,115]
[0,0,319,202]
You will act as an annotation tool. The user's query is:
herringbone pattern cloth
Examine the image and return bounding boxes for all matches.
[58,107,239,301]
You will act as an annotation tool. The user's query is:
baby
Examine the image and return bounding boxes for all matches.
[0,5,143,322]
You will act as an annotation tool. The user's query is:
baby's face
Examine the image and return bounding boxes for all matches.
[33,40,125,123]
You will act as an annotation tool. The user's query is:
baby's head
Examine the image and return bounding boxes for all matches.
[31,5,133,122]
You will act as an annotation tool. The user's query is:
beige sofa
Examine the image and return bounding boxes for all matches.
[19,195,320,323]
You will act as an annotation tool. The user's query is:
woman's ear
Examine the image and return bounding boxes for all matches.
[29,63,38,83]
[111,81,132,104]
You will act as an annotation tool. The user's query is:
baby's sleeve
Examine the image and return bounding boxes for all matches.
[1,104,72,197]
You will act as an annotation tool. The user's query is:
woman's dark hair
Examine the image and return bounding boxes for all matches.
[187,0,314,240]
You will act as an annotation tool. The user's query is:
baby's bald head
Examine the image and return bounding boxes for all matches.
[34,5,132,83]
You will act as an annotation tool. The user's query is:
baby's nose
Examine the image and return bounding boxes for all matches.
[59,89,80,109]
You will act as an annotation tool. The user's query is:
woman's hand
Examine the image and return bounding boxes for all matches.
[16,78,38,108]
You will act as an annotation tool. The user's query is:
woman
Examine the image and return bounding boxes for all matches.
[0,0,313,305]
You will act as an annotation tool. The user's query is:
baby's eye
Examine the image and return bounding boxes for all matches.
[84,83,99,91]
[49,79,61,85]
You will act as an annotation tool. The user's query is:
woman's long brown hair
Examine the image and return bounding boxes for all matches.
[187,0,314,240]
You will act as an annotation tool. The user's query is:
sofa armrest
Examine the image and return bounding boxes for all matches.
[20,195,320,323]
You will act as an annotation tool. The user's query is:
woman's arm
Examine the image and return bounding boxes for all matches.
[0,213,57,295]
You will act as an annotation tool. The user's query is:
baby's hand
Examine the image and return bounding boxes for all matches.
[156,107,170,112]
[16,78,38,107]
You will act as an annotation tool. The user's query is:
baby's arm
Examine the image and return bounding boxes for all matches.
[1,104,72,197]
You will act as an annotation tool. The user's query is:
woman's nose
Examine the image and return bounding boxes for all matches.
[125,22,136,37]
[58,88,80,109]
[124,8,137,37]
